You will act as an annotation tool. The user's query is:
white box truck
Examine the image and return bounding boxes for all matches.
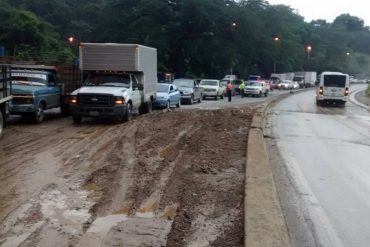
[293,71,317,88]
[0,65,11,137]
[69,43,157,123]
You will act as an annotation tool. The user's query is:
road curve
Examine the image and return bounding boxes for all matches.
[267,85,370,247]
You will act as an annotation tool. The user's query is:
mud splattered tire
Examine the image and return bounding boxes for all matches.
[123,103,132,122]
[33,103,44,123]
[73,116,82,124]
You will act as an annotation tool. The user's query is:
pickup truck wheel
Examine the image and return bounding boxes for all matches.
[220,94,224,99]
[259,91,262,97]
[265,91,268,97]
[166,100,170,109]
[0,111,3,138]
[33,103,44,123]
[73,116,82,124]
[176,99,181,108]
[215,94,219,100]
[123,103,132,122]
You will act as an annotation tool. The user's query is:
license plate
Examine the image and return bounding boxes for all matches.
[89,111,100,116]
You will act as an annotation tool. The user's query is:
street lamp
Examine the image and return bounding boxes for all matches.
[306,45,312,60]
[273,36,280,73]
[67,36,75,44]
[346,52,351,73]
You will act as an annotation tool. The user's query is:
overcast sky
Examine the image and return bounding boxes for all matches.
[267,0,369,26]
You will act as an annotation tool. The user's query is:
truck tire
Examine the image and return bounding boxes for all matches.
[123,103,132,122]
[33,103,44,123]
[145,100,153,113]
[0,111,3,138]
[176,99,181,108]
[73,116,82,124]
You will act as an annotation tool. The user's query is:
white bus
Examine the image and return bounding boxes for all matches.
[316,71,349,106]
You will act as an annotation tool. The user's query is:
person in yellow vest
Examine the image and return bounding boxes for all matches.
[239,80,246,98]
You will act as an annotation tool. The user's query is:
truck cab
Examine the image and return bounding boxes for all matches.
[69,72,142,123]
[9,68,61,123]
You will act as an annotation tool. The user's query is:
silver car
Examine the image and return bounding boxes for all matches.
[173,79,203,104]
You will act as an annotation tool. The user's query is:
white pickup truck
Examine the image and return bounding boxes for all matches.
[69,43,157,123]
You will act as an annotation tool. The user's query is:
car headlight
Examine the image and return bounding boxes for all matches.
[69,95,78,104]
[114,96,125,105]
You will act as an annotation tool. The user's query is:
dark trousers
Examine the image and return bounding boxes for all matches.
[227,90,232,102]
[240,89,245,98]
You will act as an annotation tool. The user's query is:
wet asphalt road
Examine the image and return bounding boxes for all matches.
[267,85,370,247]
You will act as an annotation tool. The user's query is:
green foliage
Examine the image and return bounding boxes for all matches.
[1,0,370,78]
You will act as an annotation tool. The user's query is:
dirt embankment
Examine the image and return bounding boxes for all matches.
[0,107,254,246]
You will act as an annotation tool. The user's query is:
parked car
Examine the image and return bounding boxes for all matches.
[278,80,293,90]
[199,79,224,100]
[245,80,269,97]
[291,81,300,89]
[154,83,181,109]
[172,78,203,104]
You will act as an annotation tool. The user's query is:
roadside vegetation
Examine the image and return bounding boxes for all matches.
[1,0,370,78]
[367,84,370,96]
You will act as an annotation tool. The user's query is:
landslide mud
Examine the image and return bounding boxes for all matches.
[0,107,254,246]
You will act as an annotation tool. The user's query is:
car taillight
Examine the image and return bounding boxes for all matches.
[344,87,349,96]
[319,86,323,95]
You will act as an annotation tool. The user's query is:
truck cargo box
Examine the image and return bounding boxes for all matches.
[79,43,157,103]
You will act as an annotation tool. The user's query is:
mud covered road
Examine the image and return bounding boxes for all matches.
[0,106,255,246]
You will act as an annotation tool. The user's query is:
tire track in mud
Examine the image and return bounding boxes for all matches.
[1,108,254,246]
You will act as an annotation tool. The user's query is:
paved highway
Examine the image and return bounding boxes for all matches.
[267,85,370,247]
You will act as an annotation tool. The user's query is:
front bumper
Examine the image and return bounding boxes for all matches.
[245,89,261,95]
[69,104,127,118]
[9,104,37,114]
[180,94,193,100]
[154,99,169,108]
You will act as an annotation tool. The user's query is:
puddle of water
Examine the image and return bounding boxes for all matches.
[86,214,128,234]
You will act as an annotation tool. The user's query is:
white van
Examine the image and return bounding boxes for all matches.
[316,72,349,106]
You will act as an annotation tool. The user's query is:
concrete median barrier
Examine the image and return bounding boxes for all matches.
[244,92,297,247]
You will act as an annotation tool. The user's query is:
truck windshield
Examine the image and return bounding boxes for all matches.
[85,74,130,88]
[324,75,346,87]
[12,73,47,86]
